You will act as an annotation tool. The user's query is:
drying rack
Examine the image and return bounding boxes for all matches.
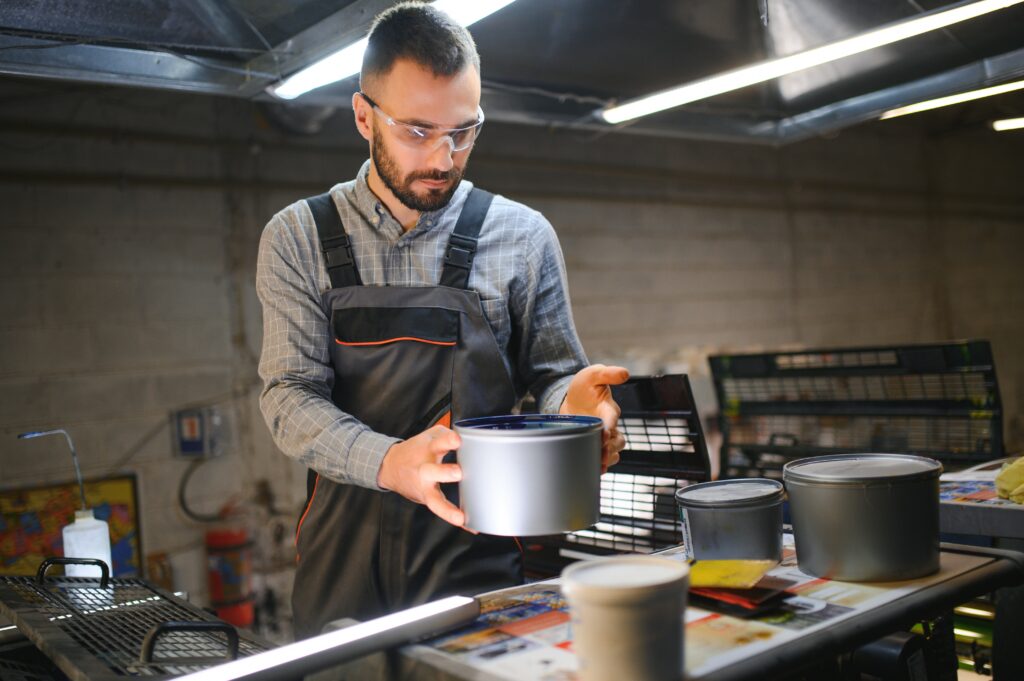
[523,375,711,577]
[709,340,1003,479]
[0,557,271,680]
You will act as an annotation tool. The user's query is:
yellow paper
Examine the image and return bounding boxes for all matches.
[689,559,778,589]
[995,457,1024,504]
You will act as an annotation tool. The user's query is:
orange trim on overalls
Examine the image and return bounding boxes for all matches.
[438,411,452,428]
[335,337,456,347]
[294,473,321,562]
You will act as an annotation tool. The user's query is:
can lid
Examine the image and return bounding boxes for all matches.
[561,556,689,604]
[675,479,784,508]
[454,414,602,436]
[783,454,942,485]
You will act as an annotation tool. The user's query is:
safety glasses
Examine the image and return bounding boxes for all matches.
[359,92,484,153]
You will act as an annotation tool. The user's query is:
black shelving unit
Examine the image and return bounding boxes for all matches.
[709,340,1003,479]
[523,375,711,578]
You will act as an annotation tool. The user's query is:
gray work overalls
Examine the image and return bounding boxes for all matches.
[292,188,523,638]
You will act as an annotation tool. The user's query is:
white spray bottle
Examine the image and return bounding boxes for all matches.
[18,428,112,577]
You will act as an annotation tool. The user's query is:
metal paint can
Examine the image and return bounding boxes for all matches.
[454,414,603,536]
[784,454,943,582]
[674,479,785,560]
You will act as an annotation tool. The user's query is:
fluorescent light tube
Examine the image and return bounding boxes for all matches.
[270,0,518,100]
[991,115,1024,130]
[880,78,1024,119]
[600,0,1024,124]
[175,596,477,681]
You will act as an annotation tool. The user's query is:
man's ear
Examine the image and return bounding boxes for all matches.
[352,92,372,142]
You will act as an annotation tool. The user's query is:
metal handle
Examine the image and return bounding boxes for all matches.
[36,557,110,588]
[139,621,240,664]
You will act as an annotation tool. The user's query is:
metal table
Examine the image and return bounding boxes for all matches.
[939,476,1024,541]
[313,543,1024,681]
[938,468,1024,679]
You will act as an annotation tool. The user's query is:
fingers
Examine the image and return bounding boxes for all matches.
[582,364,631,387]
[425,425,460,457]
[422,483,466,527]
[596,400,622,432]
[601,428,625,474]
[419,459,468,527]
[420,461,462,484]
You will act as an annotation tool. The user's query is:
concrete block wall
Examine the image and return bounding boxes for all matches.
[1,78,1023,618]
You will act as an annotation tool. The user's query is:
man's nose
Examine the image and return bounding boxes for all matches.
[425,136,455,171]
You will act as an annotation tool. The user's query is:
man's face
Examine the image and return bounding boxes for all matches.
[370,122,464,212]
[358,58,482,213]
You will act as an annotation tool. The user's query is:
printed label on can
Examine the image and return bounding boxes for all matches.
[680,508,694,560]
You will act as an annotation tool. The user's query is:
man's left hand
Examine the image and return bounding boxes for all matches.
[560,364,630,473]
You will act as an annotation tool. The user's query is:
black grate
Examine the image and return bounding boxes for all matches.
[710,340,1003,479]
[523,375,711,577]
[0,575,270,680]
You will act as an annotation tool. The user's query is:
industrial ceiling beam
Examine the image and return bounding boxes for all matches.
[0,34,261,96]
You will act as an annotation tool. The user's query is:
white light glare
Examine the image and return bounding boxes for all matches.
[175,596,475,681]
[600,0,1024,124]
[953,627,985,639]
[270,0,517,100]
[992,115,1024,131]
[954,605,995,618]
[880,79,1024,119]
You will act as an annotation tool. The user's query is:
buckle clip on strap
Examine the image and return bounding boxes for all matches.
[307,191,362,288]
[444,233,478,271]
[440,188,493,289]
[322,233,355,269]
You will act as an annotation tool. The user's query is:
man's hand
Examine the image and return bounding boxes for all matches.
[560,364,630,473]
[377,425,467,527]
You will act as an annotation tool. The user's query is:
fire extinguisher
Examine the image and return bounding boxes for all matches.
[205,526,254,627]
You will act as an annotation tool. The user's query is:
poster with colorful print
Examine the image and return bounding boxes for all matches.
[0,474,141,576]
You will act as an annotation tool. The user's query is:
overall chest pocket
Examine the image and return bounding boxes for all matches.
[330,306,460,439]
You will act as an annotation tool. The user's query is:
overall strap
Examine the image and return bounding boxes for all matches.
[307,192,362,288]
[439,188,494,290]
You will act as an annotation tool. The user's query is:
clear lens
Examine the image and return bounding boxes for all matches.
[362,93,482,153]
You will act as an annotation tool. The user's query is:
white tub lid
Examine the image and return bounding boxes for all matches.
[561,556,688,603]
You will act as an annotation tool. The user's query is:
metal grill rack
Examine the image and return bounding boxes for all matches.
[709,340,1003,479]
[0,564,271,680]
[523,375,711,577]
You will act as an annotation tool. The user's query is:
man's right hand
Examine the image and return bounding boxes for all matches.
[377,425,467,527]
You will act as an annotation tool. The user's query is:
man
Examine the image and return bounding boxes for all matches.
[257,2,628,639]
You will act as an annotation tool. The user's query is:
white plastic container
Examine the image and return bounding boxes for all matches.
[561,556,689,681]
[62,509,112,577]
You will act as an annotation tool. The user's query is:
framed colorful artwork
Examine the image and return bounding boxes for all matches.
[0,474,142,576]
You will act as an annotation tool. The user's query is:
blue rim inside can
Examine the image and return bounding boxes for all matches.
[454,414,602,433]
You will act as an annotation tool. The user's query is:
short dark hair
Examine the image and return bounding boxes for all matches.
[361,2,480,90]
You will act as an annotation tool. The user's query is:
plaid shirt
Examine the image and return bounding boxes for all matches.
[256,161,588,490]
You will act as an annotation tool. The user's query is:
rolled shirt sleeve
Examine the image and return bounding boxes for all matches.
[257,209,398,490]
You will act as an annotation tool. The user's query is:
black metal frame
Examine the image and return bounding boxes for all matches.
[709,340,1003,479]
[523,375,711,578]
[0,560,271,681]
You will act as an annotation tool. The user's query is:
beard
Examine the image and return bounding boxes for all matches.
[371,125,464,213]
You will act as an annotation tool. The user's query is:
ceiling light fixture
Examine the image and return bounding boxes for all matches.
[880,78,1024,119]
[599,0,1024,125]
[269,0,518,100]
[991,115,1024,130]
